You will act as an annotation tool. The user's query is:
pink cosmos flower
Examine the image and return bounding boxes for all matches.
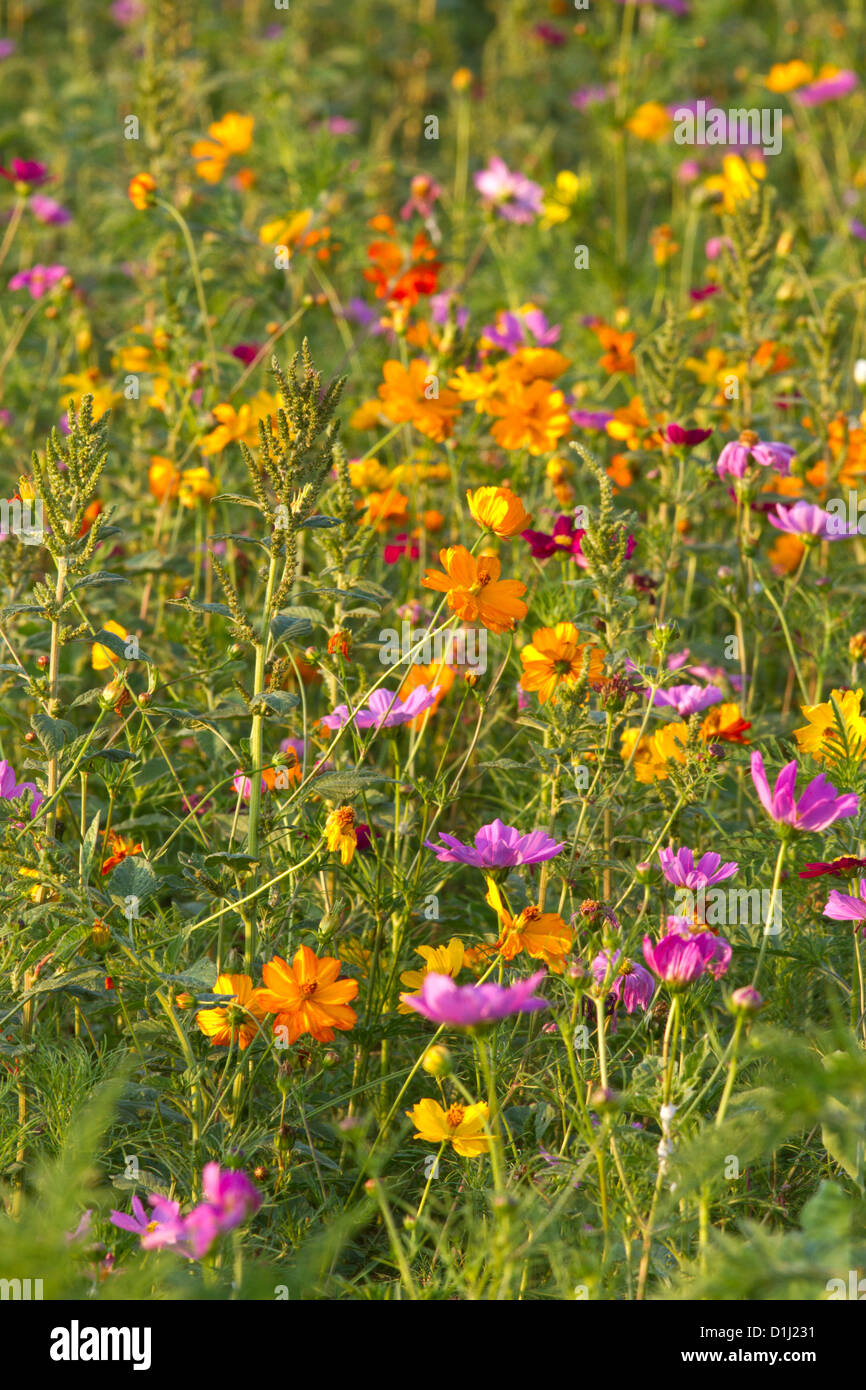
[666,918,732,979]
[0,157,48,185]
[401,970,548,1026]
[321,684,440,732]
[474,157,543,224]
[642,930,726,987]
[767,501,856,541]
[750,751,859,832]
[649,684,723,716]
[425,818,564,868]
[0,759,43,818]
[28,194,70,225]
[716,437,795,480]
[110,1193,187,1252]
[591,949,655,1013]
[8,263,67,299]
[658,846,739,889]
[823,880,866,924]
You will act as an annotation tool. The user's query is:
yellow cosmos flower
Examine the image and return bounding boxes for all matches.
[519,623,604,705]
[196,973,267,1051]
[619,723,689,782]
[59,370,121,423]
[406,1098,491,1156]
[486,379,571,455]
[192,112,254,182]
[466,486,532,537]
[794,689,866,764]
[704,155,766,214]
[325,805,358,865]
[259,209,313,248]
[764,60,813,93]
[399,938,465,1013]
[178,467,218,508]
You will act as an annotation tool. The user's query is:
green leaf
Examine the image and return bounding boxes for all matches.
[79,810,102,884]
[32,711,75,756]
[106,856,159,905]
[255,689,300,716]
[72,572,127,590]
[270,614,313,647]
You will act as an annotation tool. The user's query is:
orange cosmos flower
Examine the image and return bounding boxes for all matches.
[595,325,636,376]
[485,879,572,972]
[128,172,156,210]
[254,945,358,1044]
[519,623,604,705]
[101,831,143,875]
[466,486,532,537]
[192,112,254,182]
[377,360,460,442]
[701,703,752,745]
[149,456,180,501]
[196,973,267,1050]
[487,378,571,454]
[422,546,528,635]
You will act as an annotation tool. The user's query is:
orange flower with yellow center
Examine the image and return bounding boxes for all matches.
[701,703,751,745]
[196,973,267,1051]
[325,805,358,865]
[405,1098,491,1156]
[519,623,604,705]
[422,546,527,635]
[466,486,532,538]
[377,360,460,442]
[101,831,143,875]
[485,878,572,972]
[254,945,358,1045]
[128,172,156,210]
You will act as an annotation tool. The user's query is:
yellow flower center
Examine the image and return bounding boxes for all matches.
[445,1103,465,1128]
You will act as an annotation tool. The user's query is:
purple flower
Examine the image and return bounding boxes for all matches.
[751,751,859,832]
[28,194,71,225]
[8,263,67,299]
[658,846,739,889]
[0,39,16,59]
[650,683,723,717]
[642,931,724,987]
[767,500,855,541]
[230,341,262,365]
[591,949,655,1013]
[797,70,858,107]
[569,86,611,111]
[430,292,469,330]
[474,157,543,225]
[425,818,564,868]
[716,436,795,480]
[570,408,615,430]
[0,759,43,818]
[401,970,548,1026]
[482,307,560,352]
[532,23,566,46]
[321,683,441,732]
[823,880,866,923]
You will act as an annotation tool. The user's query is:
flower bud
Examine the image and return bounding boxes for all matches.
[421,1044,452,1077]
[729,985,764,1016]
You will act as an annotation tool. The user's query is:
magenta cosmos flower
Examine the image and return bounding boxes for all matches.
[401,970,548,1026]
[665,422,713,447]
[0,157,48,186]
[767,501,855,541]
[797,70,858,107]
[0,759,43,818]
[425,818,565,868]
[474,157,543,224]
[823,880,866,924]
[659,846,738,888]
[649,683,722,716]
[716,436,795,480]
[667,918,732,979]
[642,931,727,987]
[751,751,859,832]
[591,949,655,1013]
[321,683,440,732]
[8,264,67,299]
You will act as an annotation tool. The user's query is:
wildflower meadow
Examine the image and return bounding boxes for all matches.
[3,0,866,1339]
